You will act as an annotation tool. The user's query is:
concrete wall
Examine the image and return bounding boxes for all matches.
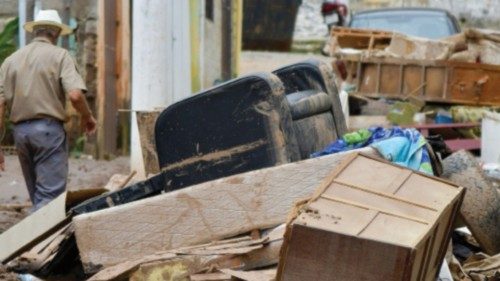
[203,0,223,87]
[0,0,17,31]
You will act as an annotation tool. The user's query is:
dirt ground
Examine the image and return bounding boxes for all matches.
[0,155,130,234]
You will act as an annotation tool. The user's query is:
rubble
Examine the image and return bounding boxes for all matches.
[328,27,500,107]
[385,33,453,60]
[1,40,500,281]
[87,225,285,281]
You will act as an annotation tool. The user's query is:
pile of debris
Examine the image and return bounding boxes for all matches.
[2,148,499,280]
[1,58,499,281]
[328,26,500,64]
[325,26,500,159]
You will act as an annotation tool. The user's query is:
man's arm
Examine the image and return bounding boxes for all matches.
[68,89,97,136]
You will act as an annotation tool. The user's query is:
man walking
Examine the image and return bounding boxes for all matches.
[0,10,96,211]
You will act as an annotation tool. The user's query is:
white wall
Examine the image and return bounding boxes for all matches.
[131,0,192,178]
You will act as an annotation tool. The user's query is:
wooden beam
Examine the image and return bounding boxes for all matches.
[73,148,381,272]
[96,0,118,159]
[115,0,131,155]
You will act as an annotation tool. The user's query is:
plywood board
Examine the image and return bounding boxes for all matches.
[0,188,107,264]
[74,148,380,272]
[442,150,500,255]
[0,193,68,263]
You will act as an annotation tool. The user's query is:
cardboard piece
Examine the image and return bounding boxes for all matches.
[277,153,464,281]
[74,148,380,272]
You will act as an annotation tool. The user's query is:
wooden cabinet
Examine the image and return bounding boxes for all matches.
[277,153,464,281]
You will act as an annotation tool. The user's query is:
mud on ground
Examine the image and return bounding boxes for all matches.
[0,155,130,234]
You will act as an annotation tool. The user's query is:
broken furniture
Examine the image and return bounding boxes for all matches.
[272,58,347,158]
[156,59,347,191]
[72,59,347,215]
[277,153,464,281]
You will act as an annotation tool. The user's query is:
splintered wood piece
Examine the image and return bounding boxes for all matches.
[87,225,285,281]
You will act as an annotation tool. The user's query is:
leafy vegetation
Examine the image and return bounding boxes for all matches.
[0,18,17,145]
[0,17,18,65]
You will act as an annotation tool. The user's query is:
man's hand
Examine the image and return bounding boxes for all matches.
[81,115,97,136]
[68,89,96,136]
[0,150,5,171]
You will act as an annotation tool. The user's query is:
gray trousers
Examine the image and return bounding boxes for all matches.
[13,118,68,211]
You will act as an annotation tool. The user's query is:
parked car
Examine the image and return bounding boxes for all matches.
[349,7,461,39]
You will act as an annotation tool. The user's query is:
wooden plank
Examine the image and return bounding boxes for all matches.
[276,154,464,281]
[115,0,131,155]
[74,148,381,272]
[88,225,285,281]
[0,194,68,263]
[96,0,118,159]
[441,150,500,255]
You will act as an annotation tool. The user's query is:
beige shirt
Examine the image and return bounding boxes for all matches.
[0,37,86,123]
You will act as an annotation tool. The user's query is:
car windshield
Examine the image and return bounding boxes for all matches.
[350,13,456,39]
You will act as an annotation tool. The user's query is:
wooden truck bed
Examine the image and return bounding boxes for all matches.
[341,57,500,106]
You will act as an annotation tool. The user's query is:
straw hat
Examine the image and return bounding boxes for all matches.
[24,10,72,36]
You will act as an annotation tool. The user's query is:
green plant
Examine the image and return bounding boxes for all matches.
[70,135,87,158]
[0,18,18,146]
[0,17,18,65]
